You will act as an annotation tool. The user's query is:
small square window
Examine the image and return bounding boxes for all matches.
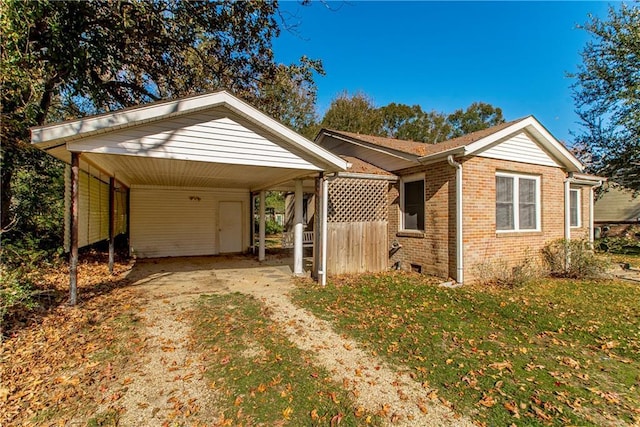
[401,176,425,231]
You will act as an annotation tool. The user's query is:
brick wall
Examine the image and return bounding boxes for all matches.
[462,157,569,282]
[387,156,593,283]
[388,163,456,279]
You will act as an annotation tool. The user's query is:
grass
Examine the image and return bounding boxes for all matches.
[292,272,640,426]
[86,409,120,426]
[88,312,141,362]
[605,252,640,269]
[190,292,380,426]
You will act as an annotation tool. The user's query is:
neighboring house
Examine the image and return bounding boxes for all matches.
[594,182,640,236]
[316,116,604,283]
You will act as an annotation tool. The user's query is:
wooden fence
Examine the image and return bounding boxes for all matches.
[326,221,387,275]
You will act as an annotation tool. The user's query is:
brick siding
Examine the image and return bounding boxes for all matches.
[387,156,593,283]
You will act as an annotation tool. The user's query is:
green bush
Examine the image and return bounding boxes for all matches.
[265,218,283,235]
[597,227,640,254]
[0,264,38,338]
[541,239,609,279]
[0,242,62,339]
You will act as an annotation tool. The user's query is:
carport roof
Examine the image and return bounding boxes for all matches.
[31,90,348,190]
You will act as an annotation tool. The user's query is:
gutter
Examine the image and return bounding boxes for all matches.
[447,155,464,284]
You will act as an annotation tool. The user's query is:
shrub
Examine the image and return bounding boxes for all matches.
[265,219,283,235]
[541,239,609,279]
[474,254,542,288]
[0,242,62,339]
[597,226,640,254]
[0,265,38,339]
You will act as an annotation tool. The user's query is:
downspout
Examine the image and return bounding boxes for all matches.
[564,177,572,241]
[447,155,463,284]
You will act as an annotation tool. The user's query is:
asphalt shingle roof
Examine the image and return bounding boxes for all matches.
[324,117,528,157]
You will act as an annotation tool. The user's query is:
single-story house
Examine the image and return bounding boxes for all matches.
[31,90,348,290]
[31,92,605,287]
[315,117,605,283]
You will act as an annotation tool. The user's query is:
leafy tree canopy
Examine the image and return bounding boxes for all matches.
[317,92,505,144]
[571,3,640,190]
[1,0,322,232]
[447,102,504,138]
[318,92,382,136]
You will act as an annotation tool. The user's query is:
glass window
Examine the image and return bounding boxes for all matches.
[402,178,425,231]
[496,176,514,230]
[519,178,537,230]
[495,173,540,232]
[570,188,580,227]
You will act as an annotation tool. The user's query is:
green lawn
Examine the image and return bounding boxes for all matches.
[293,273,640,426]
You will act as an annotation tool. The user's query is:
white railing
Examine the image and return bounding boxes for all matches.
[281,231,314,248]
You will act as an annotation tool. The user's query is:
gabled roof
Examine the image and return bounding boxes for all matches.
[31,90,348,173]
[339,156,397,177]
[319,116,584,172]
[323,129,424,158]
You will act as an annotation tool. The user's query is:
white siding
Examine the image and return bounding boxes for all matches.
[68,109,319,170]
[64,163,127,250]
[477,132,560,167]
[130,186,249,258]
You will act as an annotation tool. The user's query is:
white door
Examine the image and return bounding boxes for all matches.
[219,201,243,253]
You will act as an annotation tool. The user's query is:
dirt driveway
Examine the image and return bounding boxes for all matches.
[109,255,471,426]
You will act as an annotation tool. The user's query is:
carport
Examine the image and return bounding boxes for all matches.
[31,91,347,303]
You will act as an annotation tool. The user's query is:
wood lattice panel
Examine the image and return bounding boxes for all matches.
[328,177,388,222]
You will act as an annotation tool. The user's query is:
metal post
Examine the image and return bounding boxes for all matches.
[69,152,80,305]
[108,177,115,274]
[259,190,266,261]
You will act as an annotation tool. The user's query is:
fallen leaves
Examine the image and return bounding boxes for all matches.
[478,393,496,408]
[488,360,513,372]
[1,256,138,426]
[292,270,640,426]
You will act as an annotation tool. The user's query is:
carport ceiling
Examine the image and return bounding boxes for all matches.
[67,152,318,191]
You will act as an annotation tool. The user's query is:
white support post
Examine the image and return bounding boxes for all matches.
[259,190,266,261]
[564,179,571,241]
[589,186,595,245]
[320,177,329,286]
[294,179,304,275]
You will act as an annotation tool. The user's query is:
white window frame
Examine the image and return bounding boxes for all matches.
[495,172,541,233]
[570,188,581,228]
[400,173,425,232]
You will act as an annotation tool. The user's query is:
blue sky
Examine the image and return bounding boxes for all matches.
[272,1,612,144]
